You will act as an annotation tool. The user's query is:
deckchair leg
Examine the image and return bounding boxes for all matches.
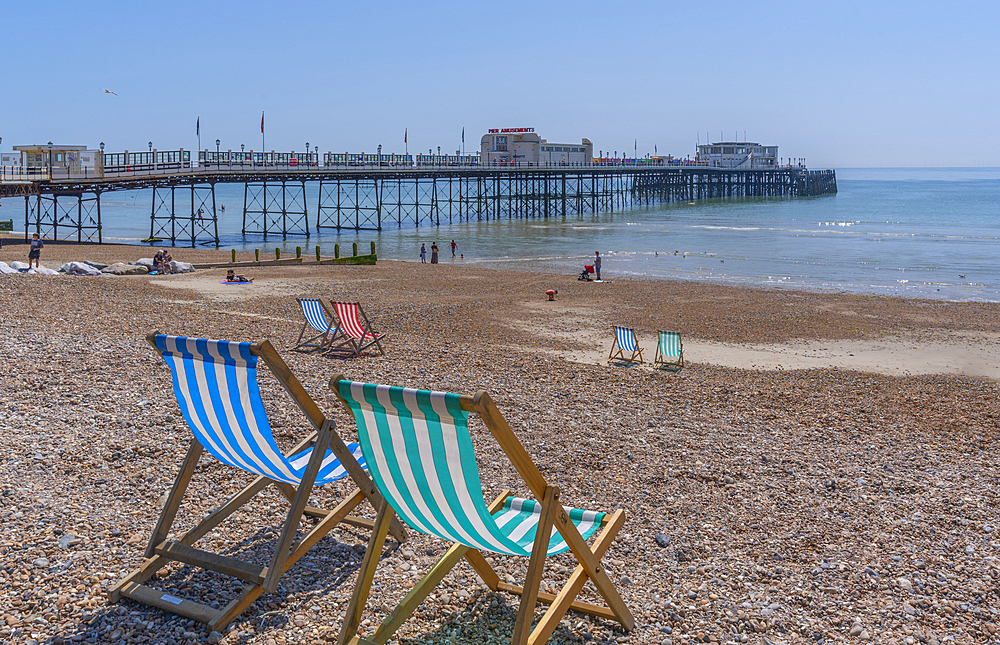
[368,490,511,645]
[553,509,635,631]
[263,420,334,592]
[529,508,629,644]
[511,485,559,645]
[145,439,203,558]
[337,499,395,645]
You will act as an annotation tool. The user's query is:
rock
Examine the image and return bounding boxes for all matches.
[30,266,60,275]
[964,545,974,554]
[654,534,671,547]
[169,260,195,273]
[33,557,50,568]
[860,629,870,640]
[101,262,149,275]
[849,624,863,637]
[0,261,16,274]
[207,632,223,644]
[59,261,102,276]
[10,261,30,270]
[897,577,913,592]
[136,258,156,271]
[57,533,80,549]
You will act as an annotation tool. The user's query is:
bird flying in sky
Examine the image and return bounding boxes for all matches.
[102,89,117,95]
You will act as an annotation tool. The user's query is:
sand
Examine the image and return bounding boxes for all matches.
[1,241,998,645]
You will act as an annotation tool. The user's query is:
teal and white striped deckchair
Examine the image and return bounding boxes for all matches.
[329,376,635,645]
[294,297,340,353]
[111,334,406,633]
[653,330,684,371]
[608,325,644,365]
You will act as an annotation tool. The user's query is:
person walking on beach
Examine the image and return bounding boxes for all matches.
[450,239,457,257]
[431,242,439,264]
[420,243,427,263]
[28,233,43,269]
[594,250,602,280]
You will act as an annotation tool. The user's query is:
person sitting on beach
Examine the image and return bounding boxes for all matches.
[226,269,252,283]
[153,251,167,273]
[163,253,174,274]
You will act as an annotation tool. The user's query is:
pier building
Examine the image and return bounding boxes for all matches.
[481,128,593,166]
[12,145,99,173]
[696,142,778,169]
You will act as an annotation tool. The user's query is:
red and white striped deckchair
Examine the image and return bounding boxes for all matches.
[328,301,386,357]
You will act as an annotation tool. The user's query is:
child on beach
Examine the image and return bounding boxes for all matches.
[226,269,252,283]
[420,243,427,263]
[28,233,43,268]
[594,250,602,280]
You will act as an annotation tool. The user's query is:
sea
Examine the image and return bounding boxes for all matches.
[3,167,998,302]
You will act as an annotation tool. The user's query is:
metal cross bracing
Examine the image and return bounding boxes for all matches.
[242,180,309,237]
[148,183,219,246]
[25,191,103,243]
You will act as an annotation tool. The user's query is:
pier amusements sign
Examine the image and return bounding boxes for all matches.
[487,128,535,134]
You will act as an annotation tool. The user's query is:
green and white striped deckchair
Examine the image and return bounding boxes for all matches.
[653,330,684,371]
[329,376,635,645]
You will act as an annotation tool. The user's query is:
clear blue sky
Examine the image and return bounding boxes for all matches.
[2,0,997,167]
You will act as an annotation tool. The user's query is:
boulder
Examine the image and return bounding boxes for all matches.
[0,262,16,274]
[10,261,30,271]
[30,266,60,275]
[135,258,155,271]
[101,262,149,276]
[82,260,110,270]
[169,260,195,274]
[60,261,103,276]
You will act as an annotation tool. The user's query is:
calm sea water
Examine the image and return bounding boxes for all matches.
[4,167,998,301]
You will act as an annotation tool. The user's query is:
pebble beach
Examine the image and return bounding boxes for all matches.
[1,241,998,645]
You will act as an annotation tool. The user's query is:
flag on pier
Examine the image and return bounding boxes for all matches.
[404,128,407,144]
[196,117,200,137]
[261,112,265,134]
[462,127,464,144]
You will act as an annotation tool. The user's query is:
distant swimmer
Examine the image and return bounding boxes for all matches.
[102,89,118,95]
[959,274,966,279]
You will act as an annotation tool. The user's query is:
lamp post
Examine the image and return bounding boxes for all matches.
[148,141,152,152]
[378,144,382,168]
[48,141,53,178]
[305,142,309,166]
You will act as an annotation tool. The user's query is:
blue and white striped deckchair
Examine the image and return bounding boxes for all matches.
[111,334,406,633]
[653,330,684,371]
[294,297,340,353]
[608,325,644,365]
[329,377,635,645]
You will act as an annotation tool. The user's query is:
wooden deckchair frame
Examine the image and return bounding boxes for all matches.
[607,326,644,366]
[294,297,341,353]
[110,334,406,632]
[328,375,635,645]
[653,330,684,372]
[326,301,386,358]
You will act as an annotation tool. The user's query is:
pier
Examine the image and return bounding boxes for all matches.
[0,152,837,246]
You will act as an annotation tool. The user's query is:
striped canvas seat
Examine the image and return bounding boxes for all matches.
[112,334,404,633]
[294,297,339,353]
[331,376,634,645]
[608,325,644,365]
[328,301,386,357]
[336,380,604,556]
[157,334,365,485]
[653,330,684,371]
